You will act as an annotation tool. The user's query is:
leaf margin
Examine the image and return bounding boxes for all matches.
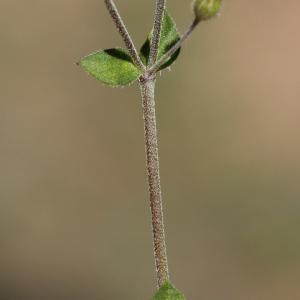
[78,47,142,87]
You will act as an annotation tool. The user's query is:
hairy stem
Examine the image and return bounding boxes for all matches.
[104,0,145,70]
[149,18,200,74]
[139,77,169,287]
[149,0,166,66]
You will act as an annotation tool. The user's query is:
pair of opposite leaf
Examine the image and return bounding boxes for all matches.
[78,11,180,87]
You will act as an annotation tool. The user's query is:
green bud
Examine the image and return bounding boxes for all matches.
[193,0,222,21]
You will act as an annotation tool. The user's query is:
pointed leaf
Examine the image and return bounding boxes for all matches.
[79,48,141,86]
[151,282,186,300]
[140,10,181,71]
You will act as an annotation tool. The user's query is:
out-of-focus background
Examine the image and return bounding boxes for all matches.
[1,0,300,299]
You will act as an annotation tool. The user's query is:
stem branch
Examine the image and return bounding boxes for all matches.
[149,18,200,74]
[104,0,145,70]
[139,77,169,287]
[149,0,166,66]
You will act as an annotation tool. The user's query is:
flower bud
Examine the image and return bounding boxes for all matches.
[193,0,222,21]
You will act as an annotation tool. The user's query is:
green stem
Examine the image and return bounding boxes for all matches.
[139,76,169,287]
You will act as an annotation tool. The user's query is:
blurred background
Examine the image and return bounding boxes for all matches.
[1,0,300,299]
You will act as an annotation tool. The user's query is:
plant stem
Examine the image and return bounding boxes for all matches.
[139,76,169,288]
[104,0,169,287]
[104,0,145,70]
[149,18,200,74]
[149,0,166,66]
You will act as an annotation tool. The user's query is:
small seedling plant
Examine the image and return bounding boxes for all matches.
[78,0,223,299]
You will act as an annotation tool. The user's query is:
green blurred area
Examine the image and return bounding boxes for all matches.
[1,0,300,299]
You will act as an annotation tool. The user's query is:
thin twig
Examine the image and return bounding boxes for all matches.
[149,0,166,66]
[104,0,145,70]
[149,18,200,75]
[139,77,169,287]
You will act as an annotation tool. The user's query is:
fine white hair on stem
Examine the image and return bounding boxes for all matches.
[149,0,166,67]
[139,77,170,287]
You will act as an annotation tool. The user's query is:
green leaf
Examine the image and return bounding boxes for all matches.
[151,282,186,300]
[140,10,181,71]
[78,48,141,86]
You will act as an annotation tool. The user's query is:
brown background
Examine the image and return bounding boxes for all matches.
[1,1,300,299]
